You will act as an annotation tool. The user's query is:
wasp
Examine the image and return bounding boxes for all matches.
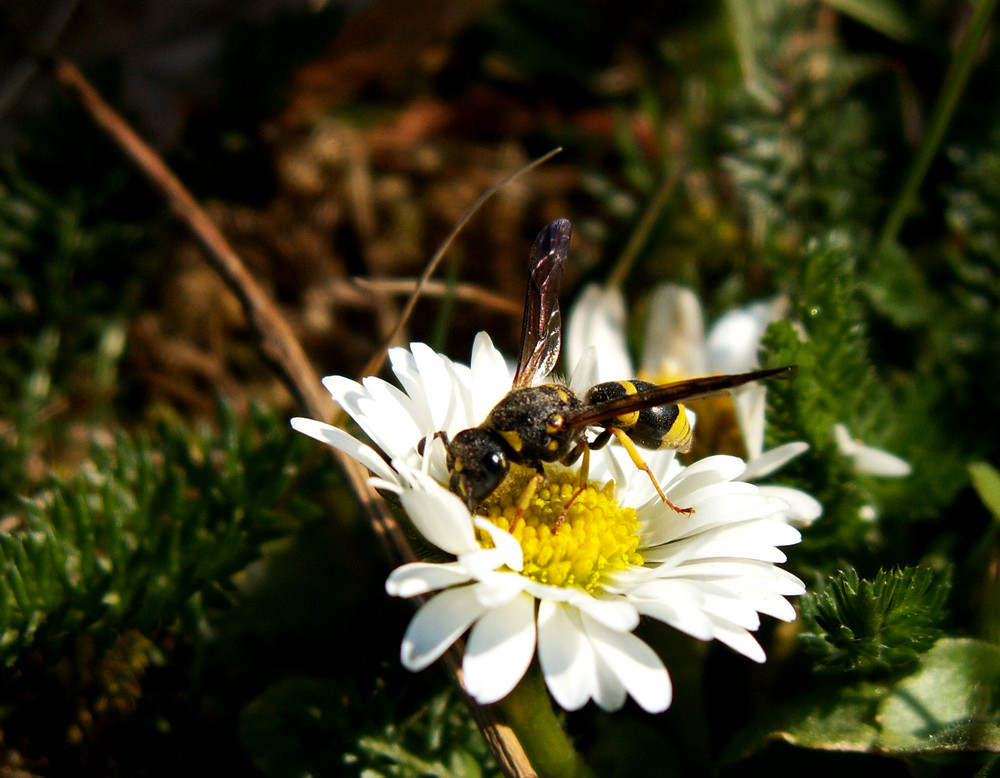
[432,218,796,516]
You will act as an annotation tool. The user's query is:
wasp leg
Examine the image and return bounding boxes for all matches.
[588,428,614,451]
[554,441,592,528]
[512,466,546,531]
[417,430,450,457]
[606,427,694,515]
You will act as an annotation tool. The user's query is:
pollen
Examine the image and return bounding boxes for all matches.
[477,468,643,593]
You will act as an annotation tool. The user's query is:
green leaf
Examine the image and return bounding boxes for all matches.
[724,638,1000,764]
[720,682,885,764]
[877,638,1000,753]
[971,462,1000,522]
[820,0,918,43]
[240,677,354,778]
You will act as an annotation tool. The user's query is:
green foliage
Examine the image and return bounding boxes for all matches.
[0,163,154,510]
[799,567,949,676]
[721,0,883,260]
[0,405,323,671]
[971,462,1000,523]
[725,638,1000,763]
[944,129,1000,265]
[240,681,499,778]
[760,234,899,554]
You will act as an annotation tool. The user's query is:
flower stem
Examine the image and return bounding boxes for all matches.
[876,0,999,253]
[497,664,596,778]
[607,167,681,289]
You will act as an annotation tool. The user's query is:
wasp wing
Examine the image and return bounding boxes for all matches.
[565,365,797,428]
[512,218,572,388]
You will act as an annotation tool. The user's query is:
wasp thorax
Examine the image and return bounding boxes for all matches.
[484,385,583,463]
[446,428,510,509]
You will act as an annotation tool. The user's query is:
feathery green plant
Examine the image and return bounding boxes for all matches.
[0,405,325,671]
[800,567,950,676]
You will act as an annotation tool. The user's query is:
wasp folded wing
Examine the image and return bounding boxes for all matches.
[565,365,797,429]
[512,219,572,389]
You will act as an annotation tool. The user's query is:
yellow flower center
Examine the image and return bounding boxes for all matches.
[476,467,643,593]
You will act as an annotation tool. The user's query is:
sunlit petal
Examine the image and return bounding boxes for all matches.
[464,593,537,704]
[834,423,912,477]
[641,284,706,378]
[565,284,634,382]
[400,586,486,671]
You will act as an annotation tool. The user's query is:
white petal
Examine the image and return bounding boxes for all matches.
[641,284,706,378]
[289,417,399,486]
[538,601,598,711]
[522,579,582,604]
[756,485,823,526]
[591,660,627,711]
[386,346,455,436]
[833,424,912,477]
[400,586,487,671]
[590,443,634,498]
[399,480,478,556]
[710,622,766,662]
[463,592,537,704]
[467,571,529,607]
[568,594,639,632]
[385,562,473,598]
[645,491,778,547]
[321,373,366,414]
[854,448,912,478]
[569,346,602,395]
[411,342,460,432]
[584,614,672,713]
[565,285,634,382]
[360,376,425,452]
[604,445,682,508]
[367,477,401,494]
[665,456,746,498]
[470,332,513,421]
[652,519,801,563]
[705,297,786,375]
[627,580,715,640]
[323,373,419,459]
[663,559,805,592]
[472,517,524,571]
[697,590,762,631]
[741,441,809,481]
[631,526,723,570]
[733,385,767,461]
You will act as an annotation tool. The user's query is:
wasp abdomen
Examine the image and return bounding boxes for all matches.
[585,380,692,452]
[484,384,583,464]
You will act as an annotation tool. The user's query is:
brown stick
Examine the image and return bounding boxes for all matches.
[349,277,522,316]
[49,56,535,777]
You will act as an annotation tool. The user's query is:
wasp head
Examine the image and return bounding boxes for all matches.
[445,428,510,510]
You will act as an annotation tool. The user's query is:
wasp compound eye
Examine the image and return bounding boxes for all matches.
[479,447,506,477]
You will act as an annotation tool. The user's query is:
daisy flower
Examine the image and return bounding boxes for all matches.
[291,333,804,713]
